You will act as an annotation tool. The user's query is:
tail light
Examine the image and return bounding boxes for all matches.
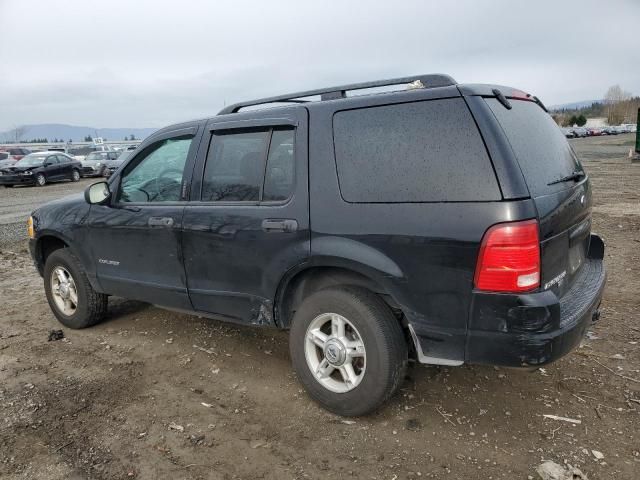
[474,219,540,293]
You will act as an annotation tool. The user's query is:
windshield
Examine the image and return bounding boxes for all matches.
[16,154,46,166]
[86,152,109,161]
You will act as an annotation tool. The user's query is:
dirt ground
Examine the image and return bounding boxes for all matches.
[1,134,639,479]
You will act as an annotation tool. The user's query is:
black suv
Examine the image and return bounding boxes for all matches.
[28,75,606,416]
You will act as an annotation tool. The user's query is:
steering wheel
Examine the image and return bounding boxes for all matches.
[151,168,183,201]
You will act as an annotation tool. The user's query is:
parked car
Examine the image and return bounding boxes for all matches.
[0,154,15,169]
[0,151,81,187]
[27,75,606,416]
[562,127,575,138]
[103,150,132,177]
[69,144,114,162]
[0,147,31,162]
[600,127,617,135]
[80,151,121,177]
[572,127,589,138]
[587,128,603,136]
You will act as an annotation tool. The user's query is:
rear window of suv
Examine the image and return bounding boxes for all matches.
[485,98,583,197]
[333,98,501,203]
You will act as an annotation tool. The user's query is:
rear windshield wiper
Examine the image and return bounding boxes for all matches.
[547,171,585,185]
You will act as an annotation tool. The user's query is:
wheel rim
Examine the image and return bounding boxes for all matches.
[304,313,366,393]
[73,170,79,181]
[50,266,78,316]
[37,174,45,185]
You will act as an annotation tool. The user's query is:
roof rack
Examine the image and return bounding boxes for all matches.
[218,73,457,115]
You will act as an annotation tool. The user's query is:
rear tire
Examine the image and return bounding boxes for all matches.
[35,173,46,187]
[44,248,107,329]
[71,169,80,182]
[289,287,407,416]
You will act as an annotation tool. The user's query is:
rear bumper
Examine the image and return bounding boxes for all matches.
[465,234,606,367]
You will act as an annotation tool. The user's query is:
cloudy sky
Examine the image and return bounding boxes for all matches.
[0,0,638,131]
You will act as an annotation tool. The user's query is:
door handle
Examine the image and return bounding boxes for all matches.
[148,216,174,227]
[261,219,298,233]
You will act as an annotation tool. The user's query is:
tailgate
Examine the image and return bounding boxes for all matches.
[485,96,592,296]
[535,181,592,297]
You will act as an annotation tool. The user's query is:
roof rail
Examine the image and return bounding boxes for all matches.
[218,73,457,115]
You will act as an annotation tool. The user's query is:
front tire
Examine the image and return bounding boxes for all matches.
[35,173,46,187]
[44,248,107,328]
[71,169,80,182]
[290,287,407,416]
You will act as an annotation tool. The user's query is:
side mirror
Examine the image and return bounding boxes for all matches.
[84,181,111,205]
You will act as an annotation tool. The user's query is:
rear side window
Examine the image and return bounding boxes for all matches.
[202,127,295,202]
[263,128,295,201]
[486,98,583,197]
[0,153,8,160]
[333,98,500,203]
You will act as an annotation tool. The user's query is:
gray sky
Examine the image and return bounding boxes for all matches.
[0,0,638,131]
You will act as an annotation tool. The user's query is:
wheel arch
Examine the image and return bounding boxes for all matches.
[274,258,407,331]
[33,233,71,275]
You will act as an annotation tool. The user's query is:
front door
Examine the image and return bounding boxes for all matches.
[182,108,310,324]
[86,125,202,309]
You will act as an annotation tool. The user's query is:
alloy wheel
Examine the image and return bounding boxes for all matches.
[304,313,366,393]
[50,266,78,316]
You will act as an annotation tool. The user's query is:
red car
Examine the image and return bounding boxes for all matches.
[0,147,31,162]
[587,128,603,136]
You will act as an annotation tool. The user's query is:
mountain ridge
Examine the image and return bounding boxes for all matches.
[0,123,157,142]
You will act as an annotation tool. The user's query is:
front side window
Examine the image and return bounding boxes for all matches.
[201,127,295,202]
[46,155,59,165]
[118,136,193,203]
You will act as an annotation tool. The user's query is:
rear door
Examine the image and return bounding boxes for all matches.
[44,154,62,180]
[485,97,592,297]
[56,155,73,178]
[181,108,309,324]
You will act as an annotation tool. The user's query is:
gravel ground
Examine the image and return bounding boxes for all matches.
[0,178,95,246]
[0,134,638,479]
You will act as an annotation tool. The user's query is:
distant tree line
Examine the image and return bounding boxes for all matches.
[552,85,638,126]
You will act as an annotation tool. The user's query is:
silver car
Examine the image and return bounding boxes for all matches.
[80,151,121,177]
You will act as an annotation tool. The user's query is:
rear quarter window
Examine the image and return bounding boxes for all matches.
[485,98,583,197]
[333,98,501,202]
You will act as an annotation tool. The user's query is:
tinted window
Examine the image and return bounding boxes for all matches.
[333,98,500,202]
[202,130,269,202]
[56,155,69,163]
[46,156,59,165]
[0,153,8,160]
[119,136,193,203]
[263,128,295,201]
[486,98,583,196]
